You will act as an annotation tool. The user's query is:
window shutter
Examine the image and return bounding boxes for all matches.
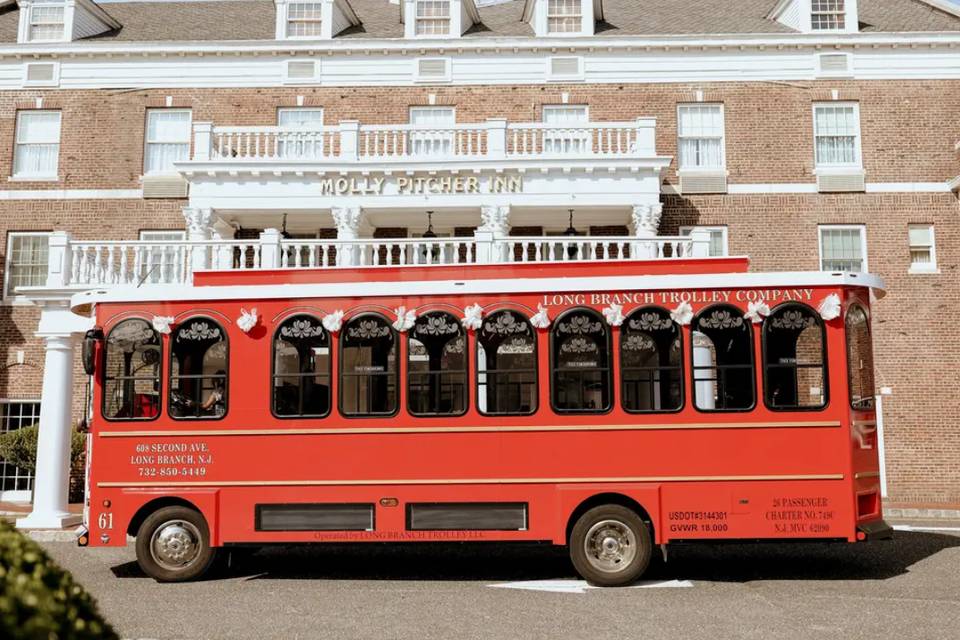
[547,56,583,81]
[416,58,451,82]
[284,60,318,84]
[23,62,59,87]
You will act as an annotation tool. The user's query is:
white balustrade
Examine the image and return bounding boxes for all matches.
[506,121,653,158]
[500,236,705,263]
[211,127,337,160]
[358,124,488,160]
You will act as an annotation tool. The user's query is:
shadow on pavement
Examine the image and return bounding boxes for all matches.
[109,531,960,583]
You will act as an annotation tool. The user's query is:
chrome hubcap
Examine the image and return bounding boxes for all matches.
[584,519,637,574]
[150,520,202,571]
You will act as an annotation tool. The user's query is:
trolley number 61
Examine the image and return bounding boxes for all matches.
[98,512,113,530]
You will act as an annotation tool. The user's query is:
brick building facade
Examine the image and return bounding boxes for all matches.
[0,0,958,521]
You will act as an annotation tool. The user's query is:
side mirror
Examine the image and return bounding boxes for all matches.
[82,328,103,376]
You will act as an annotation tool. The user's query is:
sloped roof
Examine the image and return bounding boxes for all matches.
[0,0,957,45]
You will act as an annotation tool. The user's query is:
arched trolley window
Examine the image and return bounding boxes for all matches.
[340,313,398,417]
[102,318,162,420]
[845,304,875,410]
[763,304,827,411]
[408,311,467,416]
[621,307,683,413]
[692,305,755,411]
[273,315,331,418]
[477,310,537,416]
[551,308,612,413]
[169,317,228,420]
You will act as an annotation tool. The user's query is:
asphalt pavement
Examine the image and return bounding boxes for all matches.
[39,528,960,640]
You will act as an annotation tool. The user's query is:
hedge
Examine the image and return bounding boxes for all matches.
[0,520,118,640]
[0,425,85,476]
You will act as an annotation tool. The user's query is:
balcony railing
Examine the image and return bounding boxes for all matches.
[42,231,711,290]
[191,118,657,164]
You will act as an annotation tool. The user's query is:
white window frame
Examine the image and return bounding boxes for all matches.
[813,102,862,171]
[3,232,51,301]
[409,106,456,157]
[414,0,452,37]
[811,0,846,32]
[143,108,192,176]
[907,224,938,274]
[0,399,41,501]
[284,1,324,39]
[679,226,729,257]
[542,105,589,155]
[139,230,187,284]
[26,4,66,43]
[12,110,61,181]
[677,103,726,172]
[818,224,867,273]
[546,0,583,35]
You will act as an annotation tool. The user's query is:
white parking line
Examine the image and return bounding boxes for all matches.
[489,579,693,593]
[893,524,960,533]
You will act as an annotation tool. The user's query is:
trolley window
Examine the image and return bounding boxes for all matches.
[621,307,683,413]
[340,313,398,417]
[763,304,827,410]
[845,304,875,410]
[103,318,162,420]
[273,314,331,418]
[692,304,755,411]
[551,308,612,413]
[169,317,228,420]
[477,310,537,416]
[408,311,467,416]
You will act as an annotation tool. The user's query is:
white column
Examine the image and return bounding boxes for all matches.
[332,206,365,266]
[45,231,73,288]
[630,203,663,260]
[259,228,283,269]
[211,217,236,270]
[182,207,214,275]
[17,334,82,529]
[692,331,716,410]
[476,204,510,263]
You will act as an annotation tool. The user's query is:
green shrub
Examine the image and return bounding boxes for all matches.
[0,520,118,640]
[0,425,85,476]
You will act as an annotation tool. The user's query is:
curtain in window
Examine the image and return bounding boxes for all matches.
[277,109,325,158]
[543,106,589,154]
[820,228,864,272]
[14,111,60,178]
[409,107,455,156]
[814,106,858,165]
[678,105,724,169]
[145,111,191,174]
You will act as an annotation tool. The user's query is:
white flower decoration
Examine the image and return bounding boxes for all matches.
[236,308,259,333]
[743,300,771,324]
[530,304,551,329]
[818,294,842,321]
[152,315,174,335]
[461,304,483,330]
[602,303,625,327]
[322,310,344,333]
[670,301,694,326]
[393,306,417,332]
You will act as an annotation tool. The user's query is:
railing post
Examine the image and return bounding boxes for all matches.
[259,228,283,269]
[193,122,214,161]
[338,120,360,162]
[45,231,72,288]
[634,117,656,156]
[485,118,508,160]
[473,230,496,264]
[690,227,712,258]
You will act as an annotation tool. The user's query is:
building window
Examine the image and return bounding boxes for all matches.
[169,317,228,420]
[813,103,861,168]
[677,104,725,170]
[542,105,589,154]
[408,311,467,416]
[845,305,875,410]
[679,226,728,257]
[415,0,451,36]
[621,307,683,413]
[144,109,192,175]
[277,108,325,158]
[908,224,937,273]
[551,308,611,413]
[692,305,756,412]
[286,2,323,38]
[547,0,582,34]
[28,5,65,42]
[819,225,866,272]
[103,319,162,421]
[762,304,827,411]
[13,111,61,179]
[4,232,50,298]
[273,315,331,418]
[811,0,845,31]
[477,310,537,416]
[0,401,41,495]
[340,313,398,416]
[409,106,455,156]
[139,230,186,284]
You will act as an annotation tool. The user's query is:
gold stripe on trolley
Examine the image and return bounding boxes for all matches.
[98,421,842,438]
[854,471,881,479]
[98,473,844,489]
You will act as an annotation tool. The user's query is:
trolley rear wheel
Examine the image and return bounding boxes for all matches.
[569,504,652,587]
[135,506,217,583]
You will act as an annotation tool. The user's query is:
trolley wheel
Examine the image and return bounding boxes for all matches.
[135,506,217,583]
[569,504,652,587]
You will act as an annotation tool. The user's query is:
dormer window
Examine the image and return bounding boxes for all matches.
[28,5,66,42]
[415,0,451,36]
[811,0,845,31]
[547,0,581,34]
[286,2,323,38]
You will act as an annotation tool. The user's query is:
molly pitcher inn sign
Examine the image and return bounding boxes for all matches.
[318,174,524,196]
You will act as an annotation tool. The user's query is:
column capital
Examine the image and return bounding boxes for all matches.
[182,207,214,237]
[331,206,365,238]
[630,203,663,238]
[479,204,511,235]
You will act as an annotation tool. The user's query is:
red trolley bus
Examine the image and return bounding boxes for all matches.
[75,256,890,585]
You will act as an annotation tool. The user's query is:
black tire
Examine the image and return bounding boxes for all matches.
[135,506,217,583]
[569,504,652,587]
